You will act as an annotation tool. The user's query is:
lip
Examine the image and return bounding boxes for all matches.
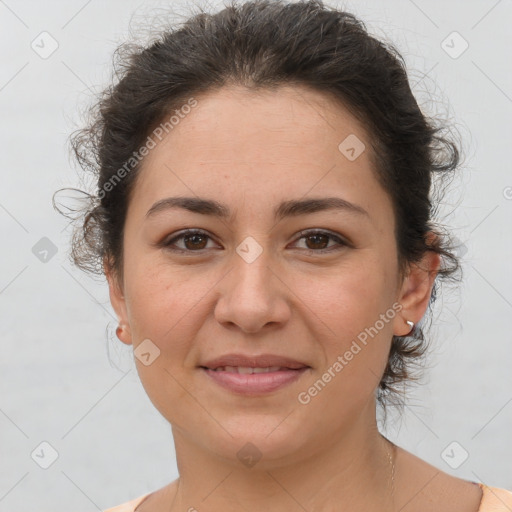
[201,367,310,395]
[200,353,310,370]
[198,353,311,396]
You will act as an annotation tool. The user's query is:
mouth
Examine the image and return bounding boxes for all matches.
[198,353,311,395]
[199,365,311,395]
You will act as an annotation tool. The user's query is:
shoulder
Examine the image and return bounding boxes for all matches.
[394,446,482,511]
[102,492,152,512]
[478,484,512,511]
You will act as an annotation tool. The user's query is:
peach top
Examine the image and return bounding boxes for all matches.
[102,482,512,511]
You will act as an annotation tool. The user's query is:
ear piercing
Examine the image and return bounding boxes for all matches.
[405,320,414,336]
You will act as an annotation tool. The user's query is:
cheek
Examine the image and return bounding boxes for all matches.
[124,261,202,421]
[124,256,200,352]
[303,256,396,381]
[310,253,394,327]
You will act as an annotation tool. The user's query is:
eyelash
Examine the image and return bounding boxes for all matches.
[160,229,349,254]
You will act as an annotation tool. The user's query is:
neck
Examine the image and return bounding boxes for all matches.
[169,399,395,512]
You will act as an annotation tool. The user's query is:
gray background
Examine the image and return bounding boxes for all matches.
[0,0,511,510]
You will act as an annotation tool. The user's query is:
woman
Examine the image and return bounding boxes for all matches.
[58,0,512,510]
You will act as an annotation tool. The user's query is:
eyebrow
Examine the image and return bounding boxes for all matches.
[145,196,369,222]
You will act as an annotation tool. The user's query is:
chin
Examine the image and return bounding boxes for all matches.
[197,417,314,469]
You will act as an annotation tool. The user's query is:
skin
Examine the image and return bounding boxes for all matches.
[106,85,482,511]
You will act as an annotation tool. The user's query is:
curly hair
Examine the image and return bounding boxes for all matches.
[54,0,463,417]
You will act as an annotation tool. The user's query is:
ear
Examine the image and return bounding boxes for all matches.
[104,257,133,345]
[393,233,441,336]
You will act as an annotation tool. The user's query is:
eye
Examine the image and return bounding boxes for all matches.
[162,229,218,252]
[291,229,348,253]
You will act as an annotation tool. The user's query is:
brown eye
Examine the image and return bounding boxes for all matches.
[183,233,208,250]
[293,230,348,253]
[304,233,330,250]
[163,230,215,252]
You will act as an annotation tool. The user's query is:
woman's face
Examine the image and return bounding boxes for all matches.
[107,85,432,465]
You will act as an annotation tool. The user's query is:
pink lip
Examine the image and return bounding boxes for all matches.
[201,367,310,395]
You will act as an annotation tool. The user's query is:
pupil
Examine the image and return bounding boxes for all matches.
[186,234,206,250]
[307,234,327,249]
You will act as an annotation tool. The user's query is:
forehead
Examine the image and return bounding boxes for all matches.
[160,84,366,158]
[127,84,392,226]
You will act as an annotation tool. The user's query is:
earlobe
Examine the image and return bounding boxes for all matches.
[393,248,441,337]
[115,323,132,345]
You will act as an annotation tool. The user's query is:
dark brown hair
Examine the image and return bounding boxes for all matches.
[54,0,463,416]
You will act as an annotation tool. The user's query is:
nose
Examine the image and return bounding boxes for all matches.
[213,248,291,334]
